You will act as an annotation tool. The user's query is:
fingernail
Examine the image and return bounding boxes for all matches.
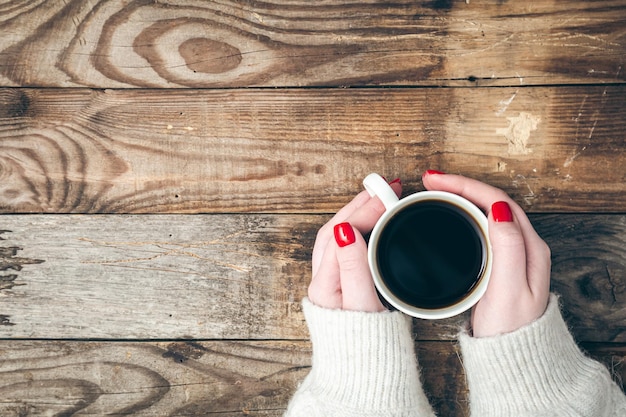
[492,201,513,222]
[423,169,445,176]
[388,177,402,185]
[334,222,356,247]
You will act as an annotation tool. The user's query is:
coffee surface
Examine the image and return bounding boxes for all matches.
[377,201,484,309]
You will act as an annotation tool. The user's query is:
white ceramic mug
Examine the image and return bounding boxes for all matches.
[364,173,492,319]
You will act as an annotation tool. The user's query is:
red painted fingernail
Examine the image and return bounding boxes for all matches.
[334,222,356,247]
[424,169,445,176]
[492,201,513,222]
[388,177,402,185]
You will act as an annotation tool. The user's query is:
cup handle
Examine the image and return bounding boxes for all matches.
[363,173,399,211]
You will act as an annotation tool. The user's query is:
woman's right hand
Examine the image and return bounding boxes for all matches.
[308,180,402,312]
[422,170,552,337]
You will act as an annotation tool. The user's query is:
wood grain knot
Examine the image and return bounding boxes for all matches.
[0,90,31,118]
[74,3,282,88]
[179,38,242,74]
[163,342,207,363]
[0,99,130,212]
[0,362,170,415]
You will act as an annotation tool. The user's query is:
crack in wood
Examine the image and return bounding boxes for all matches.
[606,264,619,305]
[0,231,45,275]
[0,274,24,291]
[0,231,45,326]
[0,246,45,272]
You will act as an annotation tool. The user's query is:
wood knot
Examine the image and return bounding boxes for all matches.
[162,342,207,363]
[179,38,242,74]
[0,89,31,118]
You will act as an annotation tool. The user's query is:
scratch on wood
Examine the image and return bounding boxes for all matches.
[606,264,618,305]
[511,174,537,206]
[563,142,590,168]
[78,237,252,272]
[495,90,518,116]
[567,88,602,168]
[564,151,582,168]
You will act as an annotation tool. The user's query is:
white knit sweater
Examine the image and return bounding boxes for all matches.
[285,295,626,416]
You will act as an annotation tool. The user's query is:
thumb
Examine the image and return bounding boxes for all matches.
[334,222,386,312]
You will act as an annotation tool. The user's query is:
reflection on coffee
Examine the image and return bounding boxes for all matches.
[376,201,486,309]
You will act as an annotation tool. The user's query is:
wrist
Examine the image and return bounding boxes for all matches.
[301,298,426,411]
[459,294,612,414]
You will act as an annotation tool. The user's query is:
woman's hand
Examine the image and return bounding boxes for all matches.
[308,180,402,312]
[422,170,551,337]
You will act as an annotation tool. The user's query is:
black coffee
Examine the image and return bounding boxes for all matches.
[376,201,485,309]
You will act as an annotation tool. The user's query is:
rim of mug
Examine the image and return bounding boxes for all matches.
[368,190,493,320]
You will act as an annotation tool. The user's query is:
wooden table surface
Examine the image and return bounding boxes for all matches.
[1,1,625,415]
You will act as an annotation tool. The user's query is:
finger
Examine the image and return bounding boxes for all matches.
[472,201,551,337]
[422,171,546,260]
[344,180,402,235]
[334,222,385,312]
[486,201,530,298]
[327,190,374,228]
[312,190,373,274]
[422,171,511,214]
[309,235,343,309]
[313,181,402,274]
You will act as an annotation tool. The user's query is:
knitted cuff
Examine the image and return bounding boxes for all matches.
[458,294,615,416]
[300,298,432,413]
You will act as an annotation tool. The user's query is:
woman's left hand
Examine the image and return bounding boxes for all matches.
[422,171,551,337]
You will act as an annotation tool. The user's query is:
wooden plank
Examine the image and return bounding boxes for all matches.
[0,340,622,416]
[0,340,310,416]
[545,214,626,344]
[0,215,314,340]
[1,86,625,213]
[1,214,624,341]
[0,0,624,88]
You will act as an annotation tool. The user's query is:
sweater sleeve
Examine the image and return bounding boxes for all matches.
[458,294,626,417]
[284,298,436,417]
